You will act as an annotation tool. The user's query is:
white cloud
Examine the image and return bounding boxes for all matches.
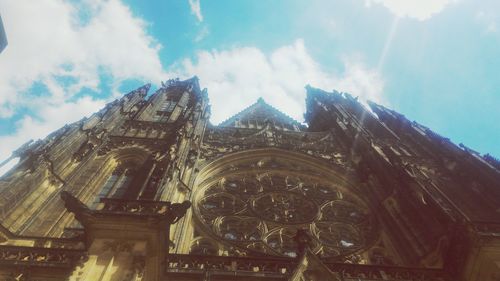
[170,39,384,124]
[365,0,457,21]
[188,0,203,22]
[0,0,166,163]
[0,0,165,116]
[194,26,210,42]
[476,11,498,34]
[0,97,106,174]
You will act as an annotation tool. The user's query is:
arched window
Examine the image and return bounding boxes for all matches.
[90,147,164,209]
[91,165,136,209]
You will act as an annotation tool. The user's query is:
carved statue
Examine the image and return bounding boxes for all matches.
[60,191,90,220]
[293,229,312,258]
[169,201,191,223]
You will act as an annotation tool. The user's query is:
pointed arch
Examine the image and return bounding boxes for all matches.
[90,147,158,207]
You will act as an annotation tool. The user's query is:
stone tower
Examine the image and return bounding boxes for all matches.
[0,77,499,281]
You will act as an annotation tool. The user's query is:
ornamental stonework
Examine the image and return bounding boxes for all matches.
[0,78,499,281]
[193,153,376,260]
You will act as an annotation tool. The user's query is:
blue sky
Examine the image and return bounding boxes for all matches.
[0,0,499,174]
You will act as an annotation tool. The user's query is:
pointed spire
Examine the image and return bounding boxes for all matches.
[125,83,151,100]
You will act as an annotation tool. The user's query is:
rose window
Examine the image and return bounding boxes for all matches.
[251,192,318,224]
[194,165,376,258]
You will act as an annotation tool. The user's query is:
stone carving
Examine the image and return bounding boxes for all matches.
[102,241,134,253]
[200,126,349,170]
[72,128,106,162]
[169,201,192,223]
[166,253,449,281]
[60,191,91,220]
[0,245,87,268]
[293,229,312,257]
[97,136,170,156]
[2,77,498,281]
[193,160,375,259]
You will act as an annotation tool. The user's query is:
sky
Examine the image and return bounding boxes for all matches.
[0,0,499,175]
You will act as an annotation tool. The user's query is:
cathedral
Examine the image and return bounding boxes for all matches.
[0,77,499,281]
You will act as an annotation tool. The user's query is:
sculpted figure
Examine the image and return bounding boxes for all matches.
[169,201,191,223]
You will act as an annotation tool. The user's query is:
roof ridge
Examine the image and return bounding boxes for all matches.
[258,98,303,126]
[217,99,260,126]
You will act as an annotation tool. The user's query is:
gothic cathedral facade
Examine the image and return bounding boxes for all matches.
[0,77,499,281]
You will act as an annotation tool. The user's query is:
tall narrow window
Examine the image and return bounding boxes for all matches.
[154,99,176,122]
[178,92,190,107]
[110,168,135,198]
[91,166,136,209]
[159,100,171,111]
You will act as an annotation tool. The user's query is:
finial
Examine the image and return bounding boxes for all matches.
[257,97,265,103]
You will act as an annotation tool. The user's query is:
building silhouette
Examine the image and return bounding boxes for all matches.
[0,77,499,280]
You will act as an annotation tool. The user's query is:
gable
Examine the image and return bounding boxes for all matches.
[219,98,306,131]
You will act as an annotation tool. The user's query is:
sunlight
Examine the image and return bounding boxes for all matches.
[377,17,400,71]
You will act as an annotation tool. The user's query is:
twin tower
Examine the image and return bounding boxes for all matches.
[0,77,499,280]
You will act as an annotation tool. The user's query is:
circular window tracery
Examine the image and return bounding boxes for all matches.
[194,156,377,258]
[251,191,318,224]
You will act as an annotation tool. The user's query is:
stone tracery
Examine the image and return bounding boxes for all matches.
[193,152,376,259]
